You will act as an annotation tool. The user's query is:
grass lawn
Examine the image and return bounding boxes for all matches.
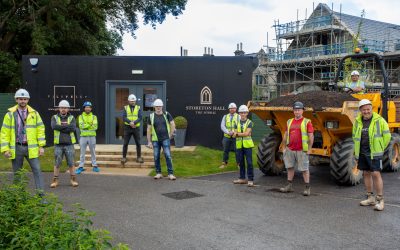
[150,144,259,177]
[0,145,260,178]
[0,147,72,173]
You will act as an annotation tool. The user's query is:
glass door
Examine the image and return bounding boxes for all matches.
[107,82,165,144]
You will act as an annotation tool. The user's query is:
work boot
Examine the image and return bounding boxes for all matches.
[360,192,376,206]
[154,173,163,179]
[303,186,311,196]
[219,162,227,169]
[136,157,144,163]
[279,182,293,193]
[50,177,59,188]
[374,196,384,211]
[168,174,177,180]
[75,167,85,174]
[121,158,127,164]
[233,179,247,184]
[70,175,79,187]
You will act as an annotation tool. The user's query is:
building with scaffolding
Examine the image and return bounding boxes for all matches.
[254,3,400,100]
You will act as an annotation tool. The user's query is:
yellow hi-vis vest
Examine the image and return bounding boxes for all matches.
[78,112,98,137]
[124,105,140,127]
[352,112,391,159]
[150,112,170,142]
[0,105,46,159]
[286,118,311,152]
[346,80,365,94]
[53,115,76,144]
[236,119,254,149]
[224,113,239,138]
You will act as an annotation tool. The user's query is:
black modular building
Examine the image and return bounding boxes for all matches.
[22,55,256,147]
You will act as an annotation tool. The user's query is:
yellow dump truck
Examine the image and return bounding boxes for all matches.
[249,53,400,185]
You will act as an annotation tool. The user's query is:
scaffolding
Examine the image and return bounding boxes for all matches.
[254,3,400,100]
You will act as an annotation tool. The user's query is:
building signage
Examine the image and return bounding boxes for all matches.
[185,86,226,115]
[46,85,87,111]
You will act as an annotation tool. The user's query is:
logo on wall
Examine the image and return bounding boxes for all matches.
[46,85,88,111]
[185,85,225,115]
[200,86,212,104]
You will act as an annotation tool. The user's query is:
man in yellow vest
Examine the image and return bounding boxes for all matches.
[233,105,255,187]
[344,70,365,94]
[146,99,176,180]
[121,94,143,164]
[219,102,239,169]
[50,100,78,188]
[353,99,391,211]
[280,101,314,196]
[76,101,99,174]
[1,89,46,193]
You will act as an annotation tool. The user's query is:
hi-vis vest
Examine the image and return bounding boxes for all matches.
[0,105,46,159]
[352,112,391,159]
[286,118,311,152]
[124,105,140,127]
[236,119,254,149]
[224,113,239,138]
[53,115,76,144]
[78,112,98,137]
[150,112,170,142]
[346,80,365,94]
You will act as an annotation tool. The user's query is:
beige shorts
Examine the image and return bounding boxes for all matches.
[283,148,309,171]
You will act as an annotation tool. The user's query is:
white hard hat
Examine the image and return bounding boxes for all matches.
[238,105,249,113]
[128,94,137,101]
[358,99,372,108]
[58,100,70,108]
[153,99,164,107]
[15,89,30,99]
[228,103,237,109]
[351,70,360,76]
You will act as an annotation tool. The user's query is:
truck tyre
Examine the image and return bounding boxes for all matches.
[382,133,400,172]
[330,138,362,185]
[257,133,284,175]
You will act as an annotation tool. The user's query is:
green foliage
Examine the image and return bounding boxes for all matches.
[0,0,187,89]
[174,116,187,129]
[0,171,130,249]
[0,51,20,92]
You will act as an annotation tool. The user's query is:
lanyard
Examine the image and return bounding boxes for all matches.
[16,109,28,126]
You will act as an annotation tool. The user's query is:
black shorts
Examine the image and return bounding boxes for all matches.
[357,153,382,172]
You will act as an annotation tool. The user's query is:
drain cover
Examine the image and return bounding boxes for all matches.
[162,190,204,200]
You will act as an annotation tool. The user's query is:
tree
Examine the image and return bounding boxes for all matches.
[0,0,187,91]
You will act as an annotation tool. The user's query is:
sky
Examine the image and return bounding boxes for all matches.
[117,0,400,56]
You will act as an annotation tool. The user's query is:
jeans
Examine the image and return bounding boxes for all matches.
[222,137,237,164]
[12,144,45,191]
[79,136,97,167]
[236,147,254,181]
[153,139,173,175]
[123,125,141,158]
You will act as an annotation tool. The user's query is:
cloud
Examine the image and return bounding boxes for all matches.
[117,0,400,56]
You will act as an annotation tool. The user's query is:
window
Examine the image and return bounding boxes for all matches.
[255,75,264,85]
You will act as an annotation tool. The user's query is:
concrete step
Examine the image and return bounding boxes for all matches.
[77,150,153,156]
[84,155,153,162]
[77,160,154,168]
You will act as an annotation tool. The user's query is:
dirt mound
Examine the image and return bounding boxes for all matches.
[268,91,359,111]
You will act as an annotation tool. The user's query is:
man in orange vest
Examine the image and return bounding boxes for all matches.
[280,101,314,196]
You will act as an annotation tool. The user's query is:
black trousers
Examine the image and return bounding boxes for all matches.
[122,125,141,158]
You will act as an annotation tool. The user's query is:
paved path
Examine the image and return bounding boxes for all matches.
[34,166,400,250]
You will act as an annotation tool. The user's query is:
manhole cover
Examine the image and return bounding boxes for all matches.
[162,190,204,200]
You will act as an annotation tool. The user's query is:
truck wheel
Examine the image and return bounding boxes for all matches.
[330,138,362,185]
[382,133,400,172]
[257,133,284,175]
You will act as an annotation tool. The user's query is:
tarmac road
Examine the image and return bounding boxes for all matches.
[39,166,400,250]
